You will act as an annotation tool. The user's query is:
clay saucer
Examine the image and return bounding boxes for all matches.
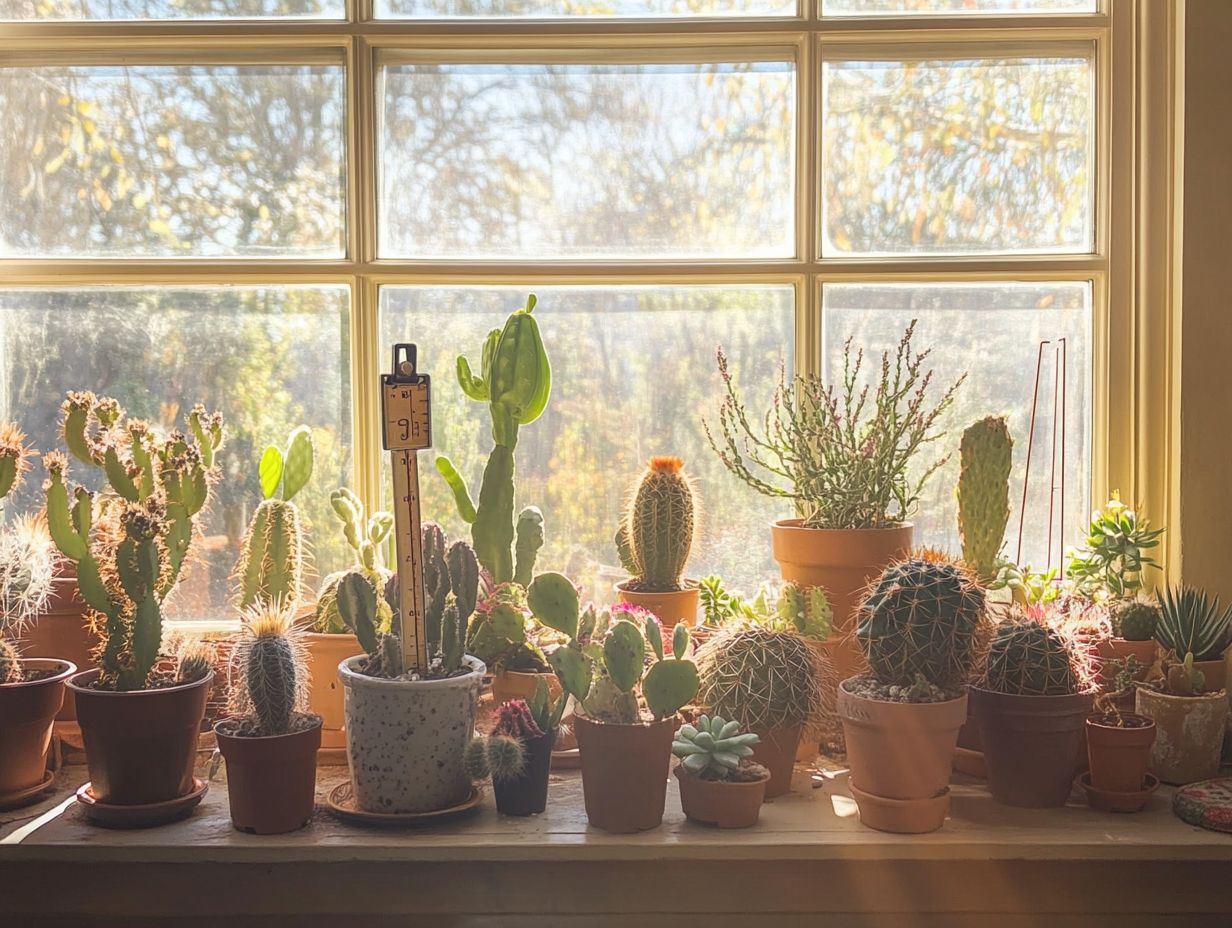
[550,748,581,770]
[0,770,57,811]
[76,778,208,828]
[326,782,484,827]
[1076,771,1159,813]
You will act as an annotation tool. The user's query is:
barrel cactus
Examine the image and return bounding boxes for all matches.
[956,416,1013,583]
[615,456,697,593]
[856,556,986,690]
[1112,596,1159,641]
[230,605,310,736]
[981,616,1088,696]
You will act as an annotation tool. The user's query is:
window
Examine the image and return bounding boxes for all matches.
[0,2,1133,617]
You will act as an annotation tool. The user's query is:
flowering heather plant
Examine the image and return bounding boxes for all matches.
[705,320,965,530]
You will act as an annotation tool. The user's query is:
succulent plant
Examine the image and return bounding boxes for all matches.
[956,416,1013,584]
[776,581,833,641]
[695,627,830,732]
[313,488,394,635]
[229,605,310,736]
[436,294,550,586]
[0,636,22,684]
[1155,585,1232,663]
[856,556,986,691]
[0,422,34,509]
[463,733,527,784]
[1112,596,1159,641]
[44,393,224,691]
[981,614,1092,696]
[672,714,760,780]
[1066,493,1164,598]
[175,640,217,686]
[615,456,697,593]
[695,574,831,640]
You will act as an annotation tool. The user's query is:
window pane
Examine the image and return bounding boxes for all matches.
[1,65,345,258]
[380,285,793,597]
[0,0,344,19]
[823,0,1094,15]
[822,282,1091,572]
[821,56,1093,256]
[379,61,796,259]
[0,286,353,621]
[378,0,794,17]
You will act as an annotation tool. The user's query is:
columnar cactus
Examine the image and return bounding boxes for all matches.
[436,294,550,585]
[856,556,986,689]
[234,427,312,611]
[615,457,697,593]
[956,416,1013,583]
[0,423,32,507]
[44,392,224,691]
[313,488,394,634]
[230,605,310,735]
[981,616,1086,696]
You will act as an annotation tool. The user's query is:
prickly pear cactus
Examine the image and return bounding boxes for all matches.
[956,416,1013,583]
[982,617,1083,696]
[619,457,697,593]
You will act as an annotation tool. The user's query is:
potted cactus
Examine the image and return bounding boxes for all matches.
[1153,586,1232,694]
[838,555,986,833]
[471,573,559,706]
[1099,595,1159,685]
[956,416,1014,586]
[0,426,76,809]
[214,605,322,833]
[306,488,393,748]
[1136,651,1229,785]
[695,626,830,797]
[615,456,700,628]
[672,714,768,829]
[969,611,1096,807]
[335,522,486,814]
[707,321,964,682]
[1082,670,1157,812]
[44,393,224,820]
[464,691,557,816]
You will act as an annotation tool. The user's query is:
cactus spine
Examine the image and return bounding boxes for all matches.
[313,488,394,634]
[1113,596,1159,641]
[436,294,550,585]
[617,456,697,593]
[0,636,21,684]
[231,605,310,735]
[981,615,1087,696]
[956,416,1013,583]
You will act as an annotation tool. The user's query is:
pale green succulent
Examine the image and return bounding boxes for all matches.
[672,714,760,780]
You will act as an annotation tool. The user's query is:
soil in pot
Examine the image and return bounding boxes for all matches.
[1136,687,1230,785]
[69,669,212,807]
[616,581,700,628]
[303,631,362,750]
[749,724,801,799]
[493,728,554,816]
[574,714,675,833]
[1085,713,1156,794]
[215,717,323,834]
[969,686,1092,808]
[673,765,768,829]
[0,660,76,803]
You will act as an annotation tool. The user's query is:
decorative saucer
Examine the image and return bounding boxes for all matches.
[0,769,57,811]
[76,778,208,828]
[326,782,484,827]
[1173,777,1232,833]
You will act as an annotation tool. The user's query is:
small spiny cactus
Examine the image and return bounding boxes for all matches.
[956,416,1013,583]
[616,456,697,593]
[176,640,217,686]
[464,734,527,783]
[1113,596,1159,641]
[1,636,23,684]
[982,614,1090,696]
[230,605,309,735]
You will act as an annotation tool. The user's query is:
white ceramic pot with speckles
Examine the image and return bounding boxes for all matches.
[339,655,486,814]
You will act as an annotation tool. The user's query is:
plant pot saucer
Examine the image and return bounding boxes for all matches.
[550,748,581,770]
[0,770,57,811]
[326,782,484,827]
[848,782,951,834]
[76,778,208,829]
[1076,771,1160,813]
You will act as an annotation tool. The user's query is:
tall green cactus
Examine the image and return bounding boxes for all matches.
[616,456,697,593]
[44,393,224,691]
[956,416,1013,584]
[436,294,550,585]
[235,428,313,611]
[232,605,309,735]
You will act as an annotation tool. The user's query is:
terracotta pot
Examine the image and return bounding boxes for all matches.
[969,686,1092,808]
[673,766,768,828]
[490,669,560,707]
[1097,639,1157,685]
[493,728,554,816]
[952,702,987,778]
[215,719,322,834]
[1169,657,1227,695]
[21,570,94,721]
[1085,713,1156,794]
[0,660,76,801]
[838,681,966,833]
[339,655,485,813]
[749,723,801,798]
[303,631,362,750]
[574,714,674,833]
[1135,687,1230,785]
[616,581,700,628]
[69,669,212,806]
[769,520,913,683]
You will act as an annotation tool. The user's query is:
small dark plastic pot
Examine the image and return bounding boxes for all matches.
[215,718,322,834]
[493,729,554,817]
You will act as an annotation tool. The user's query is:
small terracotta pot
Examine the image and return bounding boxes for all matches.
[574,714,674,833]
[69,669,212,806]
[215,718,322,834]
[969,686,1092,808]
[493,728,554,816]
[490,669,560,707]
[770,520,912,683]
[1085,714,1156,794]
[838,681,966,833]
[749,723,801,798]
[303,631,362,750]
[1097,639,1157,685]
[1135,687,1230,785]
[21,569,93,721]
[674,766,768,829]
[615,581,700,628]
[0,660,76,801]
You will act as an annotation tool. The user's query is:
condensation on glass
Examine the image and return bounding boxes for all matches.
[821,55,1094,256]
[379,61,796,259]
[379,284,794,598]
[0,65,346,258]
[0,286,353,620]
[821,281,1092,572]
[0,0,345,19]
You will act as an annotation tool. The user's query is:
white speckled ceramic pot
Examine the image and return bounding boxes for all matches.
[339,655,486,814]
